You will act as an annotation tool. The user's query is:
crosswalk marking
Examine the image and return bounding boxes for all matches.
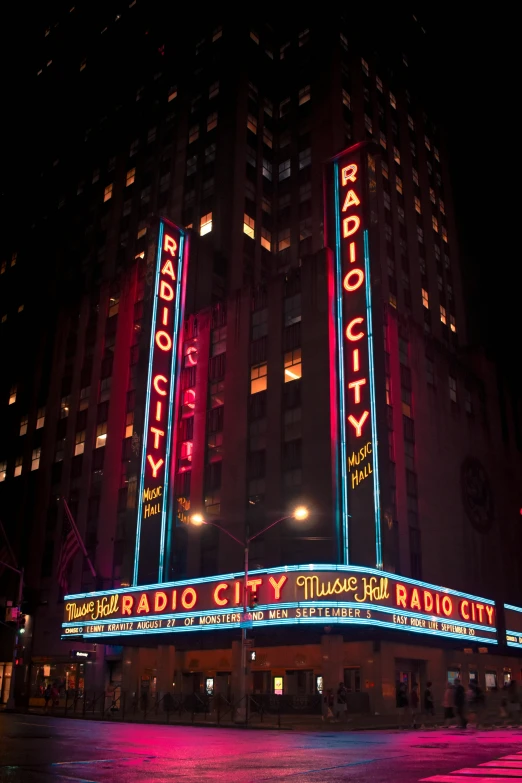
[421,751,522,782]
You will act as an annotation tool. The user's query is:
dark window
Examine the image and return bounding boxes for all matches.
[409,527,422,579]
[403,415,415,442]
[40,539,54,578]
[209,353,226,381]
[181,367,197,389]
[97,401,109,424]
[282,439,302,470]
[283,379,301,409]
[206,460,222,489]
[71,454,83,479]
[76,409,88,431]
[248,450,266,479]
[249,390,267,419]
[208,406,224,432]
[250,337,267,365]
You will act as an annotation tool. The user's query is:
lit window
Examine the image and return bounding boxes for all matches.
[247,114,257,134]
[75,430,86,455]
[11,252,17,267]
[0,261,5,274]
[432,215,439,233]
[449,375,457,402]
[18,304,24,313]
[130,139,139,157]
[429,187,436,204]
[393,147,400,164]
[31,448,41,471]
[278,228,291,252]
[108,295,120,317]
[189,125,199,143]
[60,396,70,418]
[450,315,457,333]
[439,199,445,215]
[376,76,383,92]
[168,86,178,102]
[412,168,419,186]
[298,85,310,105]
[212,26,222,42]
[262,160,272,181]
[250,363,267,394]
[342,89,351,109]
[200,212,213,236]
[389,293,397,309]
[284,348,302,382]
[243,214,255,239]
[396,176,403,195]
[379,132,387,150]
[389,92,397,109]
[381,161,389,179]
[441,226,448,243]
[361,57,369,76]
[126,168,135,186]
[19,415,28,436]
[299,148,311,169]
[36,407,45,429]
[414,196,421,214]
[440,305,447,325]
[104,184,113,202]
[125,411,134,439]
[408,114,415,131]
[207,112,218,131]
[421,289,429,309]
[261,228,271,251]
[278,160,291,181]
[385,376,391,405]
[250,30,259,44]
[425,135,431,151]
[137,226,147,239]
[14,456,23,477]
[95,422,107,448]
[0,461,6,482]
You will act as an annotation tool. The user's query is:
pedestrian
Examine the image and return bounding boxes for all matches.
[397,681,409,728]
[43,684,52,713]
[443,682,455,726]
[410,683,420,728]
[336,681,348,723]
[424,681,435,717]
[454,678,467,729]
[322,688,335,722]
[50,683,60,710]
[507,680,520,725]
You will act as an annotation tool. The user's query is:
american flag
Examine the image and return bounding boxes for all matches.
[57,506,81,594]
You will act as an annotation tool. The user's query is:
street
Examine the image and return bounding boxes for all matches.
[1,714,522,782]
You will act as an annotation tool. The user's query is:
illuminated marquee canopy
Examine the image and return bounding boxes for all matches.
[505,604,522,649]
[325,142,381,568]
[62,565,497,645]
[134,218,189,586]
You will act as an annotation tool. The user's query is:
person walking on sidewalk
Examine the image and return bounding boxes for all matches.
[336,681,348,723]
[424,681,435,717]
[443,682,455,726]
[507,680,521,725]
[410,684,420,729]
[397,681,409,729]
[454,678,468,729]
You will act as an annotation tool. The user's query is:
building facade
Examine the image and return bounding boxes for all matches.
[1,8,521,713]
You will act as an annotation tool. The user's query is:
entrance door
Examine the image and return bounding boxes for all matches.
[215,672,231,699]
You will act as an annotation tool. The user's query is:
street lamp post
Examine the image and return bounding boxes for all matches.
[190,506,308,721]
[0,560,24,711]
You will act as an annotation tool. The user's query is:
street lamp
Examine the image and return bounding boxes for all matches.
[189,506,309,720]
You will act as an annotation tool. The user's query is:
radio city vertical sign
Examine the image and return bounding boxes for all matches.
[324,142,382,568]
[133,218,190,586]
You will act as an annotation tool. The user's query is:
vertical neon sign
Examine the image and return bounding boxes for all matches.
[133,218,190,586]
[325,143,382,568]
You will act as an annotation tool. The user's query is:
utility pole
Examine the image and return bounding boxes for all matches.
[1,560,24,710]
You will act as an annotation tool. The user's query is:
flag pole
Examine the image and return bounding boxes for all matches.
[61,498,97,579]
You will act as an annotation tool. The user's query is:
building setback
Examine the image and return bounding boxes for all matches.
[0,9,521,713]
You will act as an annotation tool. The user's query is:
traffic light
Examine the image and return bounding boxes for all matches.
[249,595,258,610]
[18,613,27,634]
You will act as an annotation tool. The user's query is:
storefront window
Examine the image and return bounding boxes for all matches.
[205,678,214,696]
[468,669,478,684]
[0,663,13,703]
[485,671,497,691]
[447,668,460,684]
[273,676,283,695]
[316,676,323,695]
[344,667,361,692]
[30,662,85,698]
[503,670,512,687]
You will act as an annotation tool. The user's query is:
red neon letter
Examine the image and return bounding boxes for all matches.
[347,410,369,437]
[137,594,150,614]
[161,259,176,280]
[459,599,469,620]
[349,242,356,263]
[269,575,288,601]
[343,268,364,292]
[423,591,434,613]
[154,591,167,612]
[213,583,229,607]
[163,234,177,256]
[159,280,174,301]
[150,427,165,449]
[234,581,241,605]
[396,584,407,608]
[342,189,361,211]
[162,306,169,326]
[154,374,168,396]
[186,346,197,365]
[122,595,133,616]
[410,588,421,611]
[341,163,357,185]
[147,454,164,478]
[475,603,484,623]
[485,605,494,625]
[348,378,367,404]
[247,578,262,594]
[346,318,364,341]
[171,590,177,610]
[181,587,197,609]
[352,349,360,372]
[442,595,453,617]
[343,215,361,238]
[156,330,172,352]
[155,401,162,421]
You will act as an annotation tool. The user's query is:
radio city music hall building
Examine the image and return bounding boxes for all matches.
[0,10,521,713]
